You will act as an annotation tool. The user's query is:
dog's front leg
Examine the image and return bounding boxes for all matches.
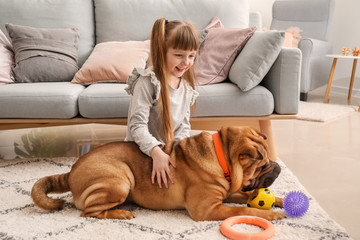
[185,188,284,221]
[223,191,253,204]
[187,201,284,221]
[224,192,283,208]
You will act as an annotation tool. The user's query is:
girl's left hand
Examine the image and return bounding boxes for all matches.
[150,146,176,188]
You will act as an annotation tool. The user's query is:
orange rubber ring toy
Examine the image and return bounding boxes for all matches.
[220,216,275,240]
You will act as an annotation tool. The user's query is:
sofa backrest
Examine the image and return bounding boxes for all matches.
[0,0,250,66]
[94,0,249,43]
[0,0,95,66]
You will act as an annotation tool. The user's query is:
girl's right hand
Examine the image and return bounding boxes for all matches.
[150,146,176,188]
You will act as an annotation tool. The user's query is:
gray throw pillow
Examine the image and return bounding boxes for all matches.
[229,31,285,92]
[5,23,79,83]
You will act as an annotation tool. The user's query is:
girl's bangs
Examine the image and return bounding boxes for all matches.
[169,26,199,51]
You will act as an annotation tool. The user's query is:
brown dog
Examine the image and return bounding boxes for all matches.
[31,126,284,221]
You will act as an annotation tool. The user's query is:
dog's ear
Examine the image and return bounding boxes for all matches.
[220,126,268,160]
[255,142,267,161]
[238,143,267,161]
[249,127,267,140]
[248,127,269,159]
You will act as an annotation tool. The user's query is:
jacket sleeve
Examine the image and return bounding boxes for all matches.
[127,75,163,157]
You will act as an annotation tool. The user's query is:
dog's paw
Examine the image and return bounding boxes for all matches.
[109,209,134,220]
[267,211,284,221]
[275,197,283,208]
[89,209,135,220]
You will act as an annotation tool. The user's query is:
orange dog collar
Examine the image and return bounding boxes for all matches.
[213,132,231,183]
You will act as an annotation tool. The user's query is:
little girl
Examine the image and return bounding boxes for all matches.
[125,18,199,188]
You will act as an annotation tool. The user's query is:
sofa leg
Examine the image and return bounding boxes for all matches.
[300,92,308,101]
[259,120,277,160]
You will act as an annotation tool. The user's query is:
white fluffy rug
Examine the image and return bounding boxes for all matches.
[297,101,357,122]
[0,157,353,240]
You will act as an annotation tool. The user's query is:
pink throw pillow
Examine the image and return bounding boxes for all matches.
[72,40,150,84]
[194,17,256,85]
[0,30,14,83]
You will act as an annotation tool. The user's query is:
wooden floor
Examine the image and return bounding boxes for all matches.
[272,86,360,239]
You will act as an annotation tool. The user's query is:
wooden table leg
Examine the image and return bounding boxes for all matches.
[259,120,277,160]
[324,58,338,103]
[348,59,358,104]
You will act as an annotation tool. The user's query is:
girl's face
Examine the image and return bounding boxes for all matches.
[166,48,196,80]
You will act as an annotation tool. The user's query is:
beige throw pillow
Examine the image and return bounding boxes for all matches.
[283,27,302,48]
[72,40,150,84]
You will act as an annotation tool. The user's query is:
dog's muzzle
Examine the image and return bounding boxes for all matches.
[242,161,281,192]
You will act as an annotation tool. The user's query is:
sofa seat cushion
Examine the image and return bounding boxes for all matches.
[78,83,130,118]
[194,82,274,117]
[78,82,274,119]
[0,82,84,118]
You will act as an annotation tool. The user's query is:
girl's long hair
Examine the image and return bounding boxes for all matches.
[150,18,199,142]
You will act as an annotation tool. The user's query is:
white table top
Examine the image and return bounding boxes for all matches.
[326,54,360,59]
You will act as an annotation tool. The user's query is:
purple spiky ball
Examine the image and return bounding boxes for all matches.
[283,191,309,217]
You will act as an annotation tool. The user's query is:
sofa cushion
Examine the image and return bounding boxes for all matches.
[0,82,85,118]
[79,82,274,118]
[0,0,95,66]
[78,84,131,118]
[229,31,285,92]
[72,40,150,84]
[194,17,256,85]
[94,0,249,43]
[194,83,274,117]
[0,29,13,83]
[78,82,274,118]
[6,24,80,83]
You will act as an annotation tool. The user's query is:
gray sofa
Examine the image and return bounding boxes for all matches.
[0,0,301,159]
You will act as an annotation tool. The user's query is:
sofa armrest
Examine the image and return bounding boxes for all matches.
[261,47,302,114]
[298,38,333,93]
[299,38,332,57]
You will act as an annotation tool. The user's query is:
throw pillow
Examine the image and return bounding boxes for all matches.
[229,31,285,92]
[71,40,150,84]
[5,23,79,83]
[0,29,14,83]
[283,27,302,48]
[263,27,302,48]
[194,17,256,85]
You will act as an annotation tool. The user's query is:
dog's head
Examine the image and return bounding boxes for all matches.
[219,126,281,193]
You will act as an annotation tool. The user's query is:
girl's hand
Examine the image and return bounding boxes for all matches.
[150,146,176,188]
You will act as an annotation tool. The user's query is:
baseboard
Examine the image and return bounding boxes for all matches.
[331,84,360,97]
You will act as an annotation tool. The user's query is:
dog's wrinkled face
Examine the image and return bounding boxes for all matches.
[221,127,281,192]
[241,160,281,192]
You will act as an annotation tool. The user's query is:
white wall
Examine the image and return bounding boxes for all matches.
[249,0,360,96]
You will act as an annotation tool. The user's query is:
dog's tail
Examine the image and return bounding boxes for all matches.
[31,173,70,211]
